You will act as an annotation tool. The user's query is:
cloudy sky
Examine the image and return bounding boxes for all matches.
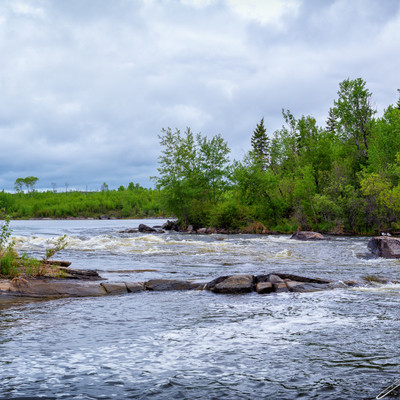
[1,0,399,191]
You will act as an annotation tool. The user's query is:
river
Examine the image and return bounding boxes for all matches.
[0,219,399,399]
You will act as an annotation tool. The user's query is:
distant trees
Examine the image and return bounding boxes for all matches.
[14,176,39,193]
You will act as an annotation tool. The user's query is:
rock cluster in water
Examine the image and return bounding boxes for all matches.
[121,222,329,238]
[0,271,355,299]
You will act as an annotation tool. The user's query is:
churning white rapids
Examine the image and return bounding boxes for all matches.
[1,219,400,399]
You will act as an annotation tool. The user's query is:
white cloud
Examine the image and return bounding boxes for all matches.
[227,0,300,27]
[0,0,399,190]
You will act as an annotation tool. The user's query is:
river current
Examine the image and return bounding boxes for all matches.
[1,219,399,399]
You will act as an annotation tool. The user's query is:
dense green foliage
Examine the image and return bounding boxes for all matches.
[153,127,230,228]
[0,184,162,219]
[154,78,400,234]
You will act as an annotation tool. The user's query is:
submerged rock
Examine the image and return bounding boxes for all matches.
[290,231,325,241]
[367,236,400,258]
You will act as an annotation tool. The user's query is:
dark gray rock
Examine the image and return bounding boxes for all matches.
[290,231,325,241]
[145,279,203,291]
[125,282,145,293]
[207,275,255,294]
[268,274,284,284]
[1,279,107,298]
[272,273,332,284]
[59,267,102,280]
[367,236,400,258]
[287,282,331,293]
[161,220,180,231]
[138,224,156,233]
[101,283,128,295]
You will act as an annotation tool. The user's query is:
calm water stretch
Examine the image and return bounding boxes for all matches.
[1,219,400,399]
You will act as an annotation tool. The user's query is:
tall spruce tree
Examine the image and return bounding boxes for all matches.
[326,107,337,134]
[251,118,270,170]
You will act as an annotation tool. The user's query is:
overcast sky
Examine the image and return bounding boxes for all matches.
[1,0,399,191]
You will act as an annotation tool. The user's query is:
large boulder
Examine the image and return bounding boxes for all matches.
[290,231,325,241]
[205,275,255,294]
[367,236,400,258]
[138,224,156,233]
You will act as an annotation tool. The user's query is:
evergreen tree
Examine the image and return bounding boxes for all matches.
[250,118,270,170]
[326,107,337,134]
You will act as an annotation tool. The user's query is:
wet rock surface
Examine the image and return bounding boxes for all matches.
[367,236,400,258]
[206,275,255,294]
[0,267,390,300]
[145,279,203,291]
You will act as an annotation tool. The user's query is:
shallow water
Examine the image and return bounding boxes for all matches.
[1,219,400,399]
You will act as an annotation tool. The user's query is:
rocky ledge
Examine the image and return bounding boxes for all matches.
[0,272,360,300]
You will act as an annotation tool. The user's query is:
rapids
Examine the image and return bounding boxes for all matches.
[1,219,400,399]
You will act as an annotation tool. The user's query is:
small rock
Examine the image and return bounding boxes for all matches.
[138,224,156,233]
[209,275,254,294]
[273,282,289,293]
[125,282,145,293]
[161,220,180,231]
[256,282,273,294]
[197,228,207,234]
[101,283,128,295]
[290,231,325,241]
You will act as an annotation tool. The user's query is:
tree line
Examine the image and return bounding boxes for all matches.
[2,77,399,234]
[0,183,162,219]
[153,78,400,234]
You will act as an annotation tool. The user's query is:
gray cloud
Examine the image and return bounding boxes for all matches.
[0,0,399,191]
